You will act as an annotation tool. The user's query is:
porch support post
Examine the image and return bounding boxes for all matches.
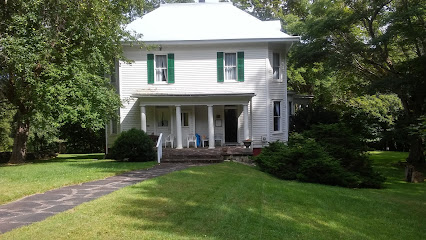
[140,105,147,132]
[243,104,249,140]
[175,105,183,149]
[207,104,215,149]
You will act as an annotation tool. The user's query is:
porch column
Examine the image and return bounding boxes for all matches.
[175,105,183,149]
[243,104,249,140]
[140,105,147,132]
[207,104,215,149]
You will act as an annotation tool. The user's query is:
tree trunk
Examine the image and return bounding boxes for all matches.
[8,120,30,164]
[406,134,425,166]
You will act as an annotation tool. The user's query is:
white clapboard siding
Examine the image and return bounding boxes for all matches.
[108,42,290,148]
[267,49,288,143]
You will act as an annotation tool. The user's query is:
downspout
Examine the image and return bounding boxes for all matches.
[265,47,270,144]
[250,98,253,141]
[284,43,294,141]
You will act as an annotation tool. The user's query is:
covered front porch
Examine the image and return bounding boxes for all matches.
[134,91,255,149]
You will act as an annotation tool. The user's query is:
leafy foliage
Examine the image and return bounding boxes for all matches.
[290,105,339,132]
[0,0,146,163]
[256,133,385,188]
[27,124,59,155]
[110,128,156,162]
[0,103,15,152]
[59,123,105,154]
[280,0,426,164]
[304,123,385,188]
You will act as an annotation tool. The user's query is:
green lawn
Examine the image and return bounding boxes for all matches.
[1,151,425,239]
[0,154,156,205]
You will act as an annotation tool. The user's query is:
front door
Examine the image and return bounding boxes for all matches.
[225,108,238,143]
[179,107,195,147]
[156,107,170,136]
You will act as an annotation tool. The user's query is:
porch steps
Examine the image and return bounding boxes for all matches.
[161,148,223,163]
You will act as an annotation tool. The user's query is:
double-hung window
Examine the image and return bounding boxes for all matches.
[181,112,189,127]
[273,53,280,80]
[224,53,237,80]
[273,101,281,131]
[155,55,167,82]
[217,51,244,82]
[147,53,175,84]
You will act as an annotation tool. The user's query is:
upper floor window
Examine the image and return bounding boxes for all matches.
[273,101,281,131]
[217,51,244,82]
[224,53,237,80]
[147,53,175,84]
[155,55,167,82]
[273,53,280,80]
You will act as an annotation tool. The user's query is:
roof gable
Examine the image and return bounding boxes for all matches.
[126,2,299,43]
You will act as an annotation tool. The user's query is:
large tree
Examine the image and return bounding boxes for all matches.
[278,0,425,166]
[0,0,146,164]
[233,0,425,165]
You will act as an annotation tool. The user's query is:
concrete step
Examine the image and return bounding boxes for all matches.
[162,154,222,160]
[161,158,223,163]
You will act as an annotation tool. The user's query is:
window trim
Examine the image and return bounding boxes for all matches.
[273,101,282,132]
[154,54,168,83]
[224,52,237,81]
[181,112,189,127]
[272,52,280,80]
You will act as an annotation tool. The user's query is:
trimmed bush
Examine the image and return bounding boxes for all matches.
[110,128,155,162]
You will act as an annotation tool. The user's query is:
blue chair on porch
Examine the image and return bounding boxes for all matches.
[195,134,202,147]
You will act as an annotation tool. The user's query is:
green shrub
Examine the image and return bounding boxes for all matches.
[255,135,350,187]
[255,134,385,188]
[110,128,155,162]
[303,123,385,188]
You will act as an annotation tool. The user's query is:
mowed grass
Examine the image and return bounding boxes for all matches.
[0,154,156,205]
[1,151,425,239]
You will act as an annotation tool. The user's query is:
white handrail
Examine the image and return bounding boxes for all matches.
[156,133,163,163]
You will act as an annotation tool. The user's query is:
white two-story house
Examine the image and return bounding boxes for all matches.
[106,1,299,151]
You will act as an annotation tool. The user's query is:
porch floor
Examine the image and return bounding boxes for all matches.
[161,146,253,163]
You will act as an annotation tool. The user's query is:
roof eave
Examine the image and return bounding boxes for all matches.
[132,93,256,98]
[121,37,301,45]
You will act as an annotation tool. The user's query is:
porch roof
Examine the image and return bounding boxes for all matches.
[132,89,255,106]
[132,90,255,98]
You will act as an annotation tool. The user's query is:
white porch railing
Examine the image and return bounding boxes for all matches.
[156,133,163,163]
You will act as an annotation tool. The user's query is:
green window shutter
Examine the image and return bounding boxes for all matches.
[217,52,224,82]
[237,51,244,82]
[167,53,175,84]
[147,54,154,84]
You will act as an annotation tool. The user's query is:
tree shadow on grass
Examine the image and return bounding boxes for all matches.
[26,153,156,174]
[50,153,105,161]
[110,163,420,239]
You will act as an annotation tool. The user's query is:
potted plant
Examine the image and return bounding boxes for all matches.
[242,139,252,148]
